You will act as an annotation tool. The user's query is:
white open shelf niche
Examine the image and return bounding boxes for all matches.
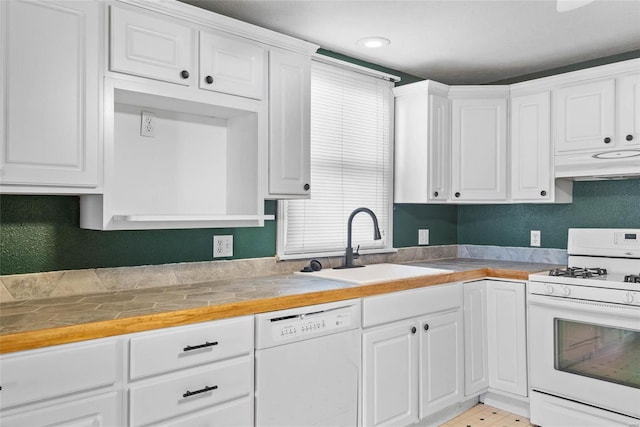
[81,78,274,230]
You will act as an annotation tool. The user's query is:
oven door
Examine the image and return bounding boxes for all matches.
[528,294,640,418]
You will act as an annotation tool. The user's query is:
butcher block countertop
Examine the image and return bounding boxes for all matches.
[0,259,559,354]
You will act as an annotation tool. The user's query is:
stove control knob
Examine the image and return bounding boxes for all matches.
[545,284,555,295]
[561,286,571,297]
[625,292,635,304]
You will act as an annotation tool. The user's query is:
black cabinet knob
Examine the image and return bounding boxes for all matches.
[433,191,439,197]
[627,134,634,141]
[540,190,547,197]
[455,192,461,198]
[304,183,310,191]
[604,137,611,144]
[411,326,417,334]
[180,70,190,79]
[205,75,214,84]
[423,324,429,331]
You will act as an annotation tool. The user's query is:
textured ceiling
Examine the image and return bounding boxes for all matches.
[181,0,640,84]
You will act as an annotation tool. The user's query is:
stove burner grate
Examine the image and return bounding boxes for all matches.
[549,267,608,278]
[624,274,640,283]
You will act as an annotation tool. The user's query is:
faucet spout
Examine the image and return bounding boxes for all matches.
[340,207,382,269]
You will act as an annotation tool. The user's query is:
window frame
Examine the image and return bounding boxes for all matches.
[276,56,397,260]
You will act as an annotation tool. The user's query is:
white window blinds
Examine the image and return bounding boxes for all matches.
[278,60,394,257]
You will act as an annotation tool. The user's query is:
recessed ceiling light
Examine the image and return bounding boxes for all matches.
[357,37,391,49]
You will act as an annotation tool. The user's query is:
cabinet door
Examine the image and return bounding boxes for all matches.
[486,280,527,396]
[618,73,640,147]
[0,392,120,427]
[451,98,507,201]
[511,92,552,201]
[427,93,451,202]
[199,31,265,99]
[393,86,429,203]
[0,0,100,188]
[463,281,489,396]
[268,49,311,196]
[110,7,194,86]
[554,79,615,152]
[419,310,464,418]
[362,320,419,427]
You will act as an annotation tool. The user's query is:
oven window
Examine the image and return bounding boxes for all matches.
[555,319,640,389]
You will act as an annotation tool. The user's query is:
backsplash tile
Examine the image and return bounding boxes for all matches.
[458,245,567,265]
[0,244,563,303]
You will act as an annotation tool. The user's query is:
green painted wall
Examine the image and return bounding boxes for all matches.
[393,204,458,247]
[458,180,640,249]
[0,196,277,275]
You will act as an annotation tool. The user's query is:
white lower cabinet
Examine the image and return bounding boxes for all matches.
[463,279,528,398]
[419,310,464,419]
[362,319,419,427]
[362,283,463,426]
[126,316,254,427]
[0,337,123,427]
[0,392,120,427]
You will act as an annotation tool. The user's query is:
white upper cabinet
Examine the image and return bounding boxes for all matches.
[510,91,572,203]
[199,31,266,100]
[110,6,266,100]
[0,0,101,192]
[617,73,640,147]
[511,92,551,200]
[393,81,450,203]
[110,7,194,86]
[267,48,311,197]
[450,92,508,202]
[554,79,616,153]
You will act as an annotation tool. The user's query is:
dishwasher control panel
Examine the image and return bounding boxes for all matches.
[255,299,361,349]
[273,312,352,341]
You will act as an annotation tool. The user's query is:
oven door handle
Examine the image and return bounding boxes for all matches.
[528,294,640,315]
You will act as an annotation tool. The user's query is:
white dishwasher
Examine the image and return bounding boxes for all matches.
[255,299,361,427]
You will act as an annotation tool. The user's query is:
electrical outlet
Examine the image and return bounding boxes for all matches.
[140,111,155,137]
[213,235,233,258]
[418,229,429,245]
[531,230,541,247]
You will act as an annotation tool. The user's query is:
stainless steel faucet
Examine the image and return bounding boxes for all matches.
[339,207,382,269]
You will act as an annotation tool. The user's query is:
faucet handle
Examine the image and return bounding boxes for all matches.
[353,245,360,259]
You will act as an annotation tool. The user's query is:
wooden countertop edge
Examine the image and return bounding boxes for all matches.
[0,268,535,354]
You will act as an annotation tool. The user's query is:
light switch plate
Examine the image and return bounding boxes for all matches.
[418,229,429,245]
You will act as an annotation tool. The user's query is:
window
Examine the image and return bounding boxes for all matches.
[277,59,394,258]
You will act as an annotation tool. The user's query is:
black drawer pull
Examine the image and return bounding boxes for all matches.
[183,385,218,399]
[183,341,218,352]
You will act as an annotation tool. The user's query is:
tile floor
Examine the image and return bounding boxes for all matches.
[440,403,535,427]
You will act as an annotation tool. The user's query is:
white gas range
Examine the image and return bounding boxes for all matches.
[528,228,640,426]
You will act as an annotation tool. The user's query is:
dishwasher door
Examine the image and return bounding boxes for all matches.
[255,328,360,427]
[255,299,361,427]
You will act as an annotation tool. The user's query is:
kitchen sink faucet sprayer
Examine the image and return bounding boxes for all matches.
[340,207,382,269]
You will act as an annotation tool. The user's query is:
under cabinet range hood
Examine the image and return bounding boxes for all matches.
[555,148,640,180]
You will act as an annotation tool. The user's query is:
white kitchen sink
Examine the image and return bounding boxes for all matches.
[298,263,453,285]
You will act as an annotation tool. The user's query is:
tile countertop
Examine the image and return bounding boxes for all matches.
[0,259,561,354]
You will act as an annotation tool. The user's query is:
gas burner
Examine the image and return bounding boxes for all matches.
[624,274,640,283]
[549,267,608,278]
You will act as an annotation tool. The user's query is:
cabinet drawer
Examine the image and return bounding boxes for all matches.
[129,316,253,380]
[110,6,194,85]
[363,282,462,328]
[160,396,252,427]
[129,356,252,427]
[0,391,120,427]
[0,339,119,409]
